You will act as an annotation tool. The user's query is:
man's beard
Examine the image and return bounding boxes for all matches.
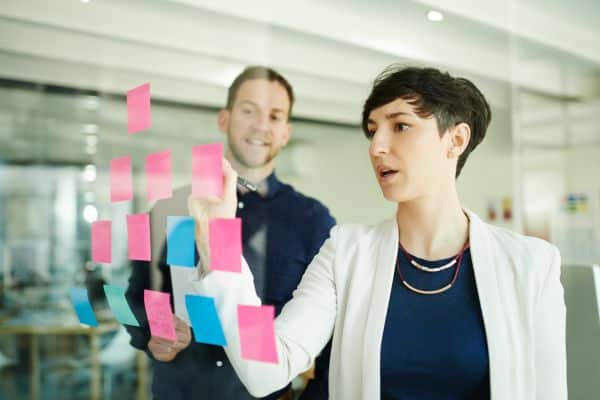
[230,140,279,169]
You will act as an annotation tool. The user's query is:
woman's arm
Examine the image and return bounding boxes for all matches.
[185,159,337,397]
[535,245,567,399]
[188,226,338,397]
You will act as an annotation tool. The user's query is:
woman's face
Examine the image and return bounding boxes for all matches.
[366,98,455,203]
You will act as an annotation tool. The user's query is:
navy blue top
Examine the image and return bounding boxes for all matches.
[380,247,490,400]
[125,173,335,400]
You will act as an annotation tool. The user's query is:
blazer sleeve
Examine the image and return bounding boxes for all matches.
[187,225,339,398]
[535,245,567,399]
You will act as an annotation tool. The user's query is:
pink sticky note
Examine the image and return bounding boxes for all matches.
[127,83,151,134]
[110,156,133,203]
[91,220,111,263]
[127,214,151,261]
[208,218,242,273]
[144,290,176,341]
[237,305,278,364]
[192,143,223,198]
[146,150,172,201]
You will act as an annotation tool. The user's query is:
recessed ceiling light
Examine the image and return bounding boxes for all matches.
[82,123,98,135]
[82,164,96,182]
[85,145,97,155]
[81,95,99,110]
[427,10,444,22]
[80,0,91,3]
[83,204,98,223]
[86,134,98,147]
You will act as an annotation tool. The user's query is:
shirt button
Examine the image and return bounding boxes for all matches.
[238,201,244,209]
[216,360,224,367]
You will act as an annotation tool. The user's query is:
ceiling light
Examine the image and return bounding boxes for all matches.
[86,134,98,146]
[82,164,96,182]
[83,205,98,223]
[85,145,97,155]
[81,95,99,110]
[82,123,98,134]
[427,10,444,22]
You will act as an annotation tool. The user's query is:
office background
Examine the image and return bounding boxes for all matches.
[0,0,599,399]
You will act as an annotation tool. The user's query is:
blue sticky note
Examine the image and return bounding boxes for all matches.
[69,288,98,327]
[167,216,196,267]
[185,295,227,346]
[103,284,140,327]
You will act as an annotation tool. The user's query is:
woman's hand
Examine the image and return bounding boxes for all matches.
[187,158,238,272]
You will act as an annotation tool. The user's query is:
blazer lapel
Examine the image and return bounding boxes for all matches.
[361,218,398,399]
[465,209,510,399]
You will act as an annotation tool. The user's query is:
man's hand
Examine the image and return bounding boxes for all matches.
[147,315,192,362]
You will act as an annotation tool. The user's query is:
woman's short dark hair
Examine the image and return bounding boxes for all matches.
[361,65,492,178]
[226,66,295,119]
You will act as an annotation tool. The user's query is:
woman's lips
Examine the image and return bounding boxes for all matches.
[378,169,399,182]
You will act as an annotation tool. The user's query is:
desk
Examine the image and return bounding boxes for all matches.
[0,321,119,400]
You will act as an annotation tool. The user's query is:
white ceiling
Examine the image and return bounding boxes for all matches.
[2,0,599,114]
[0,0,598,156]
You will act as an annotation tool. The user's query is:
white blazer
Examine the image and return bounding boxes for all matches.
[186,209,567,399]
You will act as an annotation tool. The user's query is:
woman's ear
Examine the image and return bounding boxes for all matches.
[447,122,471,158]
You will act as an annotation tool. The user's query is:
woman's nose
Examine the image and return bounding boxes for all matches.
[369,131,389,156]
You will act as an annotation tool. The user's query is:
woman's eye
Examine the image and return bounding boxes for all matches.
[395,123,409,132]
[242,108,253,115]
[365,130,375,139]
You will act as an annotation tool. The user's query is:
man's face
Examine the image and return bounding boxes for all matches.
[366,98,455,203]
[219,79,292,169]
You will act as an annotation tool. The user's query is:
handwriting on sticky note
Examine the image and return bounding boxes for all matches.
[237,305,278,363]
[185,295,227,346]
[69,288,98,327]
[91,220,111,263]
[110,156,133,202]
[192,143,223,198]
[146,150,172,201]
[144,290,176,341]
[127,83,151,134]
[208,218,242,273]
[103,284,139,327]
[127,214,151,261]
[167,216,196,267]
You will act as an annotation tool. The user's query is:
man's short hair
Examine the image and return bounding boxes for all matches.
[226,66,295,119]
[361,65,492,178]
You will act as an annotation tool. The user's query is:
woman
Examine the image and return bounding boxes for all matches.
[186,66,566,399]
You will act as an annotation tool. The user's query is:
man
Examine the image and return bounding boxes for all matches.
[125,66,335,400]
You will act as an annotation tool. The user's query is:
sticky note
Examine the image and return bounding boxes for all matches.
[237,305,278,364]
[103,284,139,327]
[127,82,151,134]
[144,290,176,341]
[185,295,227,346]
[69,288,98,327]
[192,143,223,198]
[91,220,111,263]
[110,156,133,203]
[208,218,242,273]
[146,150,172,201]
[127,213,151,261]
[167,216,196,267]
